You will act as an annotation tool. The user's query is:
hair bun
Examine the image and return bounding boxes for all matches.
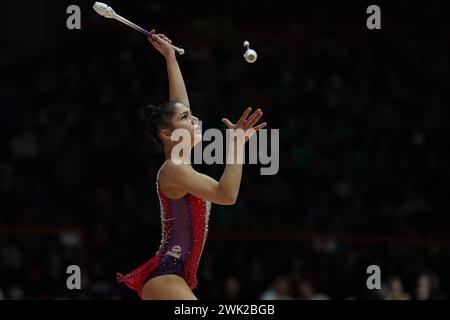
[142,102,177,153]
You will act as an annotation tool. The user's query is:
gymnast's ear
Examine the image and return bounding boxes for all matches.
[160,128,172,141]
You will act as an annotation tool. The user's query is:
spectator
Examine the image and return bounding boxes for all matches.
[260,276,293,300]
[384,277,411,300]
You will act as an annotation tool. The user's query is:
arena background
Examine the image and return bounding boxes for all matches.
[1,0,449,300]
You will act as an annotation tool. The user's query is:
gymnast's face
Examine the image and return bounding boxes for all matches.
[164,102,202,148]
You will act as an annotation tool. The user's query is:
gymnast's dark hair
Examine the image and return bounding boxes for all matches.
[143,102,179,152]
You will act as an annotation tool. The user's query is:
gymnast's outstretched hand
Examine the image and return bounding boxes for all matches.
[222,107,267,143]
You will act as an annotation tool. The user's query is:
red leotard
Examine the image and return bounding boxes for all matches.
[116,163,211,298]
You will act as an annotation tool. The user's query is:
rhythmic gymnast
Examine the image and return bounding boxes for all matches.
[117,32,267,300]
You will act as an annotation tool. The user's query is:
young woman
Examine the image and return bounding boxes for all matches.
[117,32,267,300]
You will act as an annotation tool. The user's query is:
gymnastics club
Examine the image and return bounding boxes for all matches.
[93,2,185,55]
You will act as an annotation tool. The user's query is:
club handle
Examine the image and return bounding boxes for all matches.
[114,14,185,55]
[114,14,149,36]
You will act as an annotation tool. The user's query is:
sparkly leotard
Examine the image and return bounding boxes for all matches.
[116,163,211,298]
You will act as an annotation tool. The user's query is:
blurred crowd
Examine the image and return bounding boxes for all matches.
[1,0,450,299]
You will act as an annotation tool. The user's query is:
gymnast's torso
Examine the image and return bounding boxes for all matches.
[116,164,211,295]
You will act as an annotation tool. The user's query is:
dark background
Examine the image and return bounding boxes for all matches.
[1,0,449,300]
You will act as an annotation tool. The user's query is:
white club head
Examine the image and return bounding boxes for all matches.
[93,2,116,19]
[243,40,257,63]
[244,49,257,63]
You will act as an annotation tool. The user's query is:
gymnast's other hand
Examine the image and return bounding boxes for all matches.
[222,108,267,144]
